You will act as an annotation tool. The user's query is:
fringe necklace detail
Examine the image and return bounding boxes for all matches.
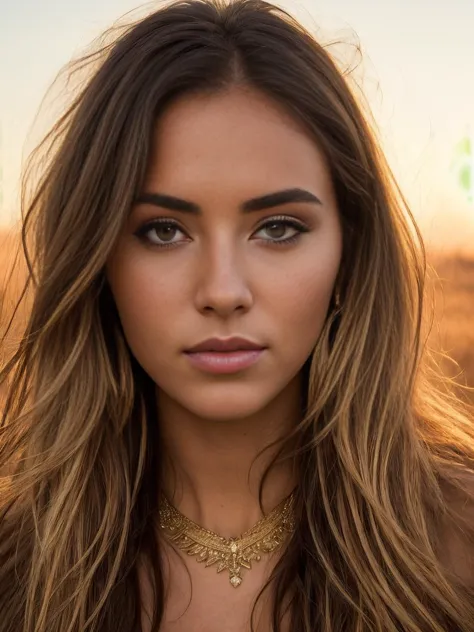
[158,491,296,588]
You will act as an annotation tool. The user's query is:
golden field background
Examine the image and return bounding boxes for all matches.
[427,252,474,399]
[1,229,473,405]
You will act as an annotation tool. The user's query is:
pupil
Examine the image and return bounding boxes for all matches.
[156,226,175,242]
[267,223,285,239]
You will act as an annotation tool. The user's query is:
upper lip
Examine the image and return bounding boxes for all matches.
[185,337,266,353]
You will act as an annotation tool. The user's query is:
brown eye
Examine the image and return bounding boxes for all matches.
[253,217,310,246]
[263,222,287,239]
[134,219,188,249]
[152,225,178,242]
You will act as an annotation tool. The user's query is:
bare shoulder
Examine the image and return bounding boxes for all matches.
[437,468,474,586]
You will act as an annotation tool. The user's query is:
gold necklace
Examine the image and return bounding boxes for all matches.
[158,491,296,588]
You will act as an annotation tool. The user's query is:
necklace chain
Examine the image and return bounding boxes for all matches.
[158,491,296,588]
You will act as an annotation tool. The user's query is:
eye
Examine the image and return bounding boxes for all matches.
[134,219,189,249]
[253,216,310,247]
[133,215,310,249]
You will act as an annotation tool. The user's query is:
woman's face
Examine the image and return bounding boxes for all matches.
[106,87,343,421]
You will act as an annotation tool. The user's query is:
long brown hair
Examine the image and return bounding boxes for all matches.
[1,1,474,630]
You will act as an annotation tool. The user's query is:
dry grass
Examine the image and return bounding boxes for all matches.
[0,229,31,407]
[425,251,474,402]
[0,230,473,402]
[0,230,31,337]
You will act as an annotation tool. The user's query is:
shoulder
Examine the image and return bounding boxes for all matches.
[437,469,474,586]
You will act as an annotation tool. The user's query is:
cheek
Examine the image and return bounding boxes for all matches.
[106,253,184,360]
[271,267,335,351]
[263,242,340,338]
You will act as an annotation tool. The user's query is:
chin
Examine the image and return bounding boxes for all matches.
[170,382,278,422]
[190,395,271,422]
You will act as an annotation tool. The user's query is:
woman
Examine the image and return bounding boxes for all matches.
[1,0,474,630]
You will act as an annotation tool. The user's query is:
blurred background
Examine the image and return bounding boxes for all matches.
[0,0,473,399]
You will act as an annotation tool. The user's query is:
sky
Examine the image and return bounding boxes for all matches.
[1,0,473,254]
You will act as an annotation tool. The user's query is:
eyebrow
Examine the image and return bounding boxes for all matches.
[134,187,322,214]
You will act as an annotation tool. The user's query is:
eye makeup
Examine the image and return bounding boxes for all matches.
[133,215,311,250]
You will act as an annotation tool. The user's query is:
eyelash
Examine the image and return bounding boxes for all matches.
[134,216,310,250]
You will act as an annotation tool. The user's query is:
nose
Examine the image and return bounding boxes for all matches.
[193,241,253,318]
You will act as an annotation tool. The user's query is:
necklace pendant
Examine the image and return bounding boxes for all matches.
[228,539,243,587]
[229,571,242,588]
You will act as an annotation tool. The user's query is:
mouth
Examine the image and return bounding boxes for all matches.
[183,347,266,374]
[183,336,267,374]
[184,336,266,354]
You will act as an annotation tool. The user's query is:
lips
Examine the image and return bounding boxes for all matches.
[185,336,265,353]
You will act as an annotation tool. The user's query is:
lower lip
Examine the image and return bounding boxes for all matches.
[184,349,265,374]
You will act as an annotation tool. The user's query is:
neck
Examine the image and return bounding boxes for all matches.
[156,376,301,538]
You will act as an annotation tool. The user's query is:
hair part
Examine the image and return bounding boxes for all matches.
[1,1,474,630]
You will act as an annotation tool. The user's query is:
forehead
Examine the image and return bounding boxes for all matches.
[144,88,335,205]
